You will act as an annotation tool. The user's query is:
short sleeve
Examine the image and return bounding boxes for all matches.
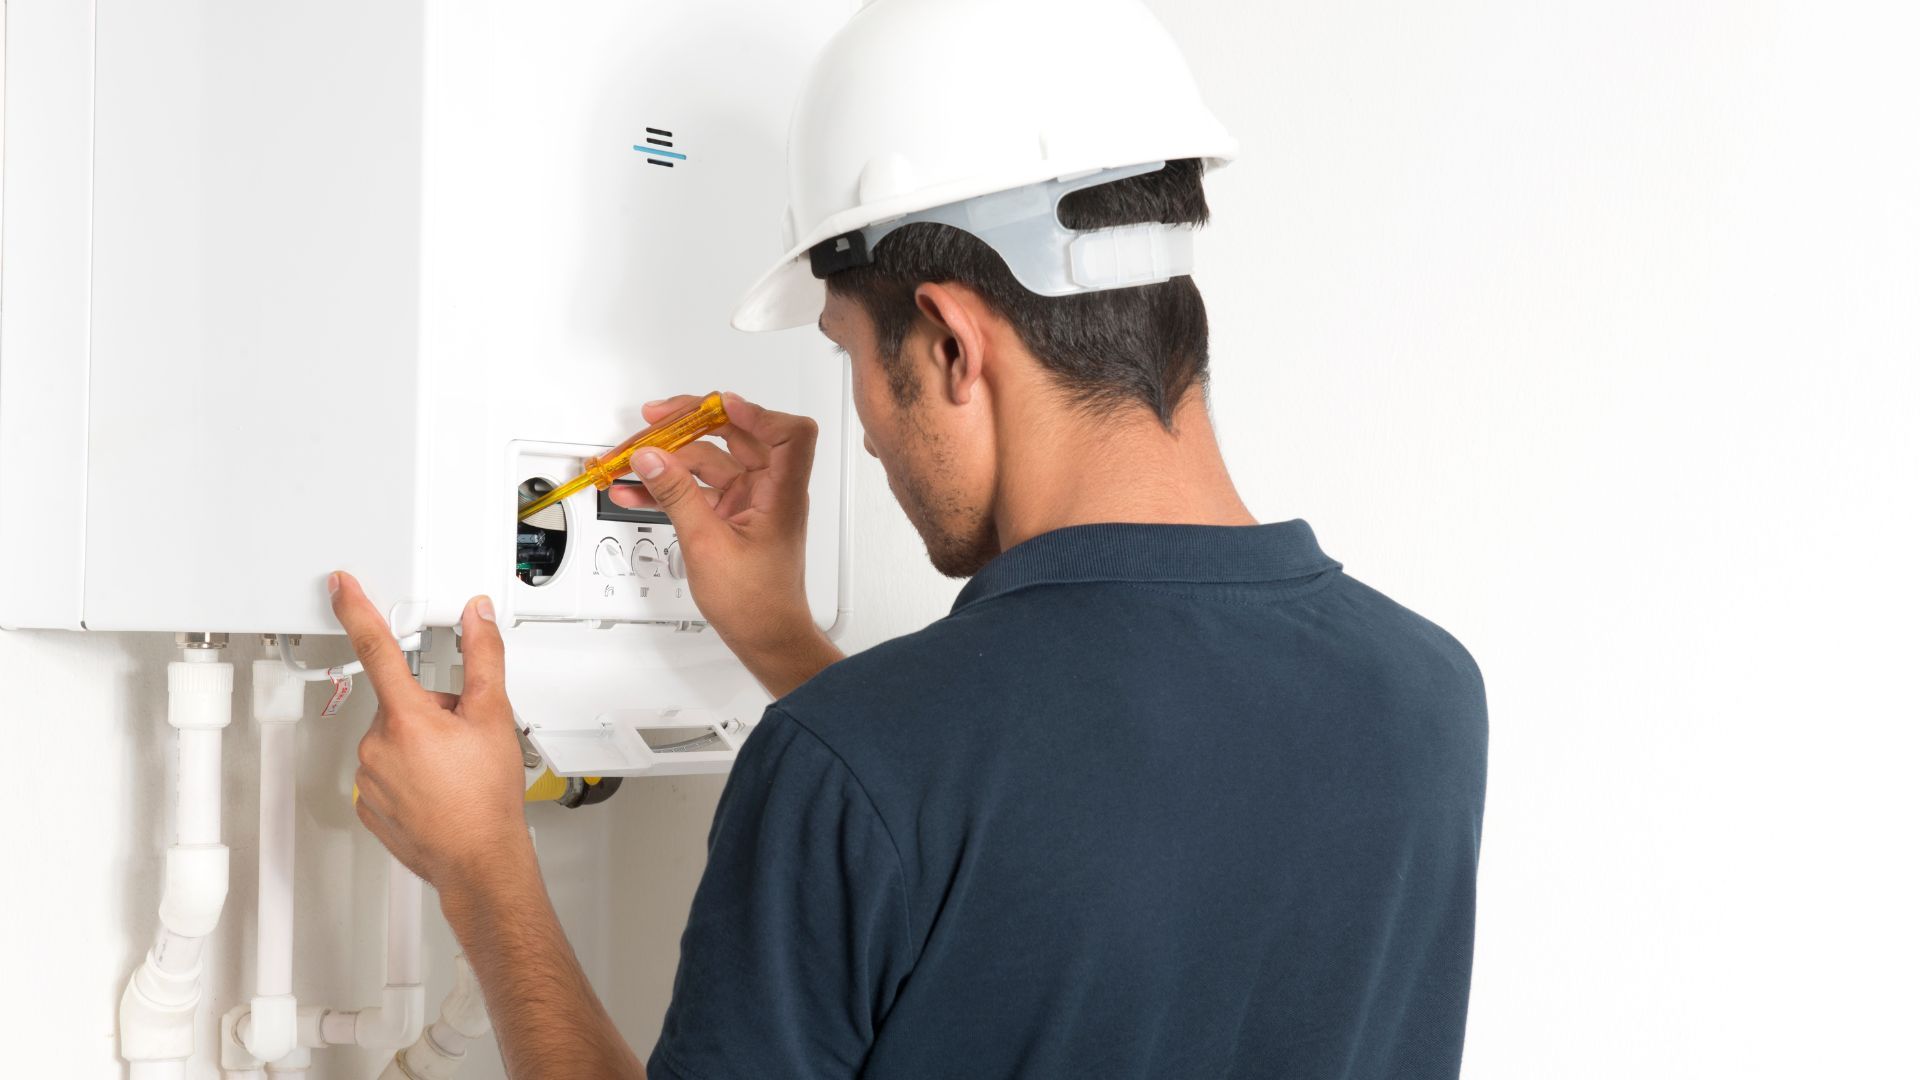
[649,707,914,1080]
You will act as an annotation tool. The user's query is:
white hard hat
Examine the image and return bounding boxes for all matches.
[731,0,1238,332]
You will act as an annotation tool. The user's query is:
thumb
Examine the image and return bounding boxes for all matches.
[632,448,720,540]
[457,595,509,712]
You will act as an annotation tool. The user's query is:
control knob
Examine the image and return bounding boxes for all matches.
[593,538,624,577]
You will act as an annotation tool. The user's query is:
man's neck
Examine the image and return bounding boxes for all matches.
[992,390,1258,553]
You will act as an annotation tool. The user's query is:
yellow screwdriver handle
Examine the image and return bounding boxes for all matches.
[517,392,730,522]
[583,391,730,490]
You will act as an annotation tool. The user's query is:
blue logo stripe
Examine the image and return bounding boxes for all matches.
[632,145,688,161]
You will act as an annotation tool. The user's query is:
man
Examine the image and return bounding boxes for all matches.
[333,0,1487,1076]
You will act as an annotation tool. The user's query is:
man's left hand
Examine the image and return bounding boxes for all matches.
[330,571,533,892]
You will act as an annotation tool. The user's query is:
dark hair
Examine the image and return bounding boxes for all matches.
[824,158,1212,426]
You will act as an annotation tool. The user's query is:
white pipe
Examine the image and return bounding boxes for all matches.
[121,645,234,1073]
[316,1009,355,1048]
[293,671,431,1057]
[342,985,426,1050]
[221,1003,266,1079]
[240,653,307,1063]
[263,1044,310,1078]
[257,720,295,993]
[826,357,857,641]
[175,727,223,844]
[347,857,427,1048]
[278,634,364,682]
[387,856,423,985]
[309,856,427,1050]
[380,954,491,1080]
[147,930,206,979]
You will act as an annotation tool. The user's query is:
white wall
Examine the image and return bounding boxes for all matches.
[1157,0,1919,1075]
[4,1,1917,1076]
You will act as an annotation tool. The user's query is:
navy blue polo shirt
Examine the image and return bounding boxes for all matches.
[650,521,1487,1080]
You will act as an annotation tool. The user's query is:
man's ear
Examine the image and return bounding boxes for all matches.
[912,283,990,406]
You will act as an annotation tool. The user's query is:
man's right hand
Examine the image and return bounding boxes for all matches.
[609,391,844,698]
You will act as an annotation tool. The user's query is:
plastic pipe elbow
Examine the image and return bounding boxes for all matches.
[354,984,426,1049]
[239,993,299,1063]
[438,956,491,1039]
[119,969,198,1063]
[384,1022,479,1080]
[251,658,307,724]
[381,954,491,1080]
[157,844,229,939]
[221,1004,266,1079]
[264,1044,311,1076]
[382,1030,463,1080]
[124,846,229,1062]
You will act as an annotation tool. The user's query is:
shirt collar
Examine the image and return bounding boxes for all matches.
[951,519,1340,614]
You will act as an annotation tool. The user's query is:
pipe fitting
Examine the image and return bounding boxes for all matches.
[168,658,234,729]
[265,1043,311,1076]
[124,639,234,1075]
[221,1004,266,1078]
[241,993,299,1063]
[296,1005,330,1049]
[156,843,229,938]
[124,775,231,1066]
[119,967,198,1062]
[252,657,307,724]
[131,948,199,1010]
[354,984,428,1049]
[381,954,492,1080]
[437,955,491,1040]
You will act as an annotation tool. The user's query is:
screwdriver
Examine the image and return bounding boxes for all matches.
[517,391,730,522]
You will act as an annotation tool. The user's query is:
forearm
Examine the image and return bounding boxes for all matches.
[726,619,845,700]
[439,850,646,1080]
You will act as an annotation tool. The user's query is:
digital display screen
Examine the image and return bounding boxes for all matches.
[597,480,670,525]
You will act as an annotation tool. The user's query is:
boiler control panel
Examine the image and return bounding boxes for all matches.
[508,441,705,627]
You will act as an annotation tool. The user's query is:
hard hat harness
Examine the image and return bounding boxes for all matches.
[807,161,1197,298]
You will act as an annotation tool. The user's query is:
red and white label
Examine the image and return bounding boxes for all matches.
[322,666,353,717]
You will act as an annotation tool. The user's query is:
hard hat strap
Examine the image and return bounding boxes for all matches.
[807,162,1197,298]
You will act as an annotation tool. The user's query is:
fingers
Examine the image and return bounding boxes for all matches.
[720,393,819,490]
[640,394,706,422]
[637,392,817,509]
[455,596,508,713]
[355,737,401,834]
[644,391,775,468]
[717,393,812,451]
[614,441,743,510]
[713,478,755,520]
[607,481,720,511]
[329,572,427,708]
[631,446,724,541]
[676,441,748,491]
[607,482,651,509]
[356,792,401,852]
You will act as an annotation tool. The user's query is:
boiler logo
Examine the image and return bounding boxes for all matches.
[632,127,686,168]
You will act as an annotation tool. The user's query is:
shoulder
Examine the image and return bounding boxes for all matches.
[777,602,1008,721]
[1324,572,1486,707]
[763,595,1053,772]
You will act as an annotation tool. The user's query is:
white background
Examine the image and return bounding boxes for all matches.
[3,0,1917,1076]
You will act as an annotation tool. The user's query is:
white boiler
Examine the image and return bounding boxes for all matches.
[0,0,857,774]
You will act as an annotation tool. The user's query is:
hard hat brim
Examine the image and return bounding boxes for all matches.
[732,253,829,333]
[729,148,1238,334]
